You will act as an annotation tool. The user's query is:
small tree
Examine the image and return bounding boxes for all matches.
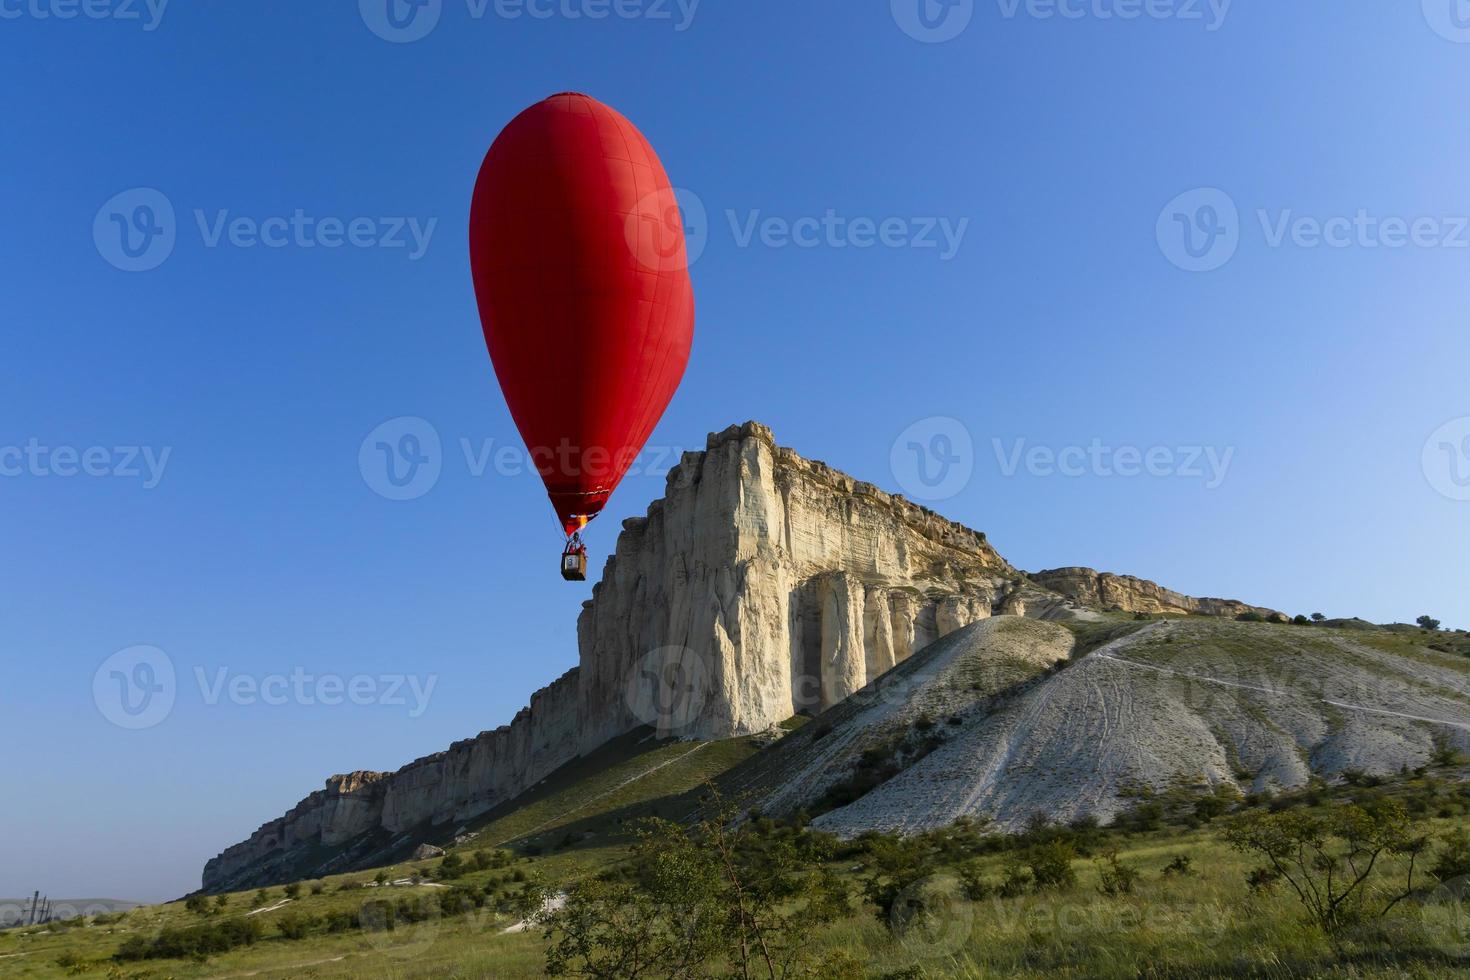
[1311,613,1326,623]
[1418,616,1443,631]
[213,894,229,911]
[544,788,848,978]
[184,894,211,916]
[1223,799,1427,934]
[282,882,301,899]
[374,870,389,887]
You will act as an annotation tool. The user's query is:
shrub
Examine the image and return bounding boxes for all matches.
[957,860,995,900]
[113,917,264,962]
[1419,616,1443,631]
[1096,849,1140,896]
[310,881,325,895]
[184,894,211,916]
[1161,854,1196,878]
[324,909,359,933]
[998,859,1032,898]
[253,889,271,907]
[1027,840,1079,891]
[1432,826,1470,882]
[1293,615,1311,625]
[436,852,466,879]
[275,912,318,939]
[1224,799,1428,932]
[282,882,301,899]
[213,894,229,910]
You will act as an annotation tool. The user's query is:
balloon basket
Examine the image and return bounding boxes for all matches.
[560,548,588,582]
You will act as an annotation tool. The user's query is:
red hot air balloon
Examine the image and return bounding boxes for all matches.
[469,93,695,580]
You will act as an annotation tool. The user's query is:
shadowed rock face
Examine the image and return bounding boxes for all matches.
[201,422,1273,893]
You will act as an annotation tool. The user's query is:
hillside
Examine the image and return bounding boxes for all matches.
[721,615,1470,834]
[9,616,1470,978]
[203,422,1286,893]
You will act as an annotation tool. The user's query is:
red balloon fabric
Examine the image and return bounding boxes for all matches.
[469,93,695,536]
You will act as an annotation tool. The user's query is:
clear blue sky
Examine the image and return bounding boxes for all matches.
[3,2,1468,902]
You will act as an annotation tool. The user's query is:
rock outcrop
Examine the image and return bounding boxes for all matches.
[202,422,1273,892]
[1029,567,1282,620]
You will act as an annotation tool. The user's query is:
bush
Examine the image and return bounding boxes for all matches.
[184,894,211,915]
[957,860,995,900]
[1161,854,1196,878]
[1224,799,1427,932]
[1433,826,1470,882]
[310,881,325,895]
[1096,849,1140,896]
[1419,616,1443,631]
[1027,840,1078,891]
[998,859,1032,898]
[275,912,318,939]
[282,882,301,899]
[324,909,359,933]
[114,917,264,962]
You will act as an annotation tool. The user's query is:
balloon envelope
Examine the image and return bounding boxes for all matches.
[470,93,695,535]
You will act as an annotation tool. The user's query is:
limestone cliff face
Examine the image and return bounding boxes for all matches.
[577,422,1015,748]
[202,423,1273,892]
[203,423,1015,891]
[1029,567,1280,620]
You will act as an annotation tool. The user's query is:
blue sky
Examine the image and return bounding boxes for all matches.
[3,1,1468,902]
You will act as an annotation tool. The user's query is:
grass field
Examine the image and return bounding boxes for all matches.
[9,623,1470,978]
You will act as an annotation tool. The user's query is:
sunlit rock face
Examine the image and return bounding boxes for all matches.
[577,422,1017,747]
[203,422,1021,892]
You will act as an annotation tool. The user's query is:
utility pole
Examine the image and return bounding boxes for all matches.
[26,891,38,926]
